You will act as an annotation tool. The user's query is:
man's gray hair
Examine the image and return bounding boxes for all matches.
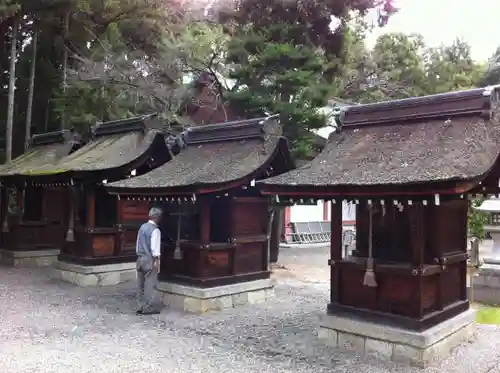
[149,207,162,219]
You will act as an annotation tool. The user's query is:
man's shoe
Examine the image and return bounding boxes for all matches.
[141,309,161,315]
[135,309,143,315]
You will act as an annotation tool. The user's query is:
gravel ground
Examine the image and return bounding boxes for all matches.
[1,245,500,373]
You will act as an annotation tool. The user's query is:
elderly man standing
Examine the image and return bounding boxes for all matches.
[135,207,162,315]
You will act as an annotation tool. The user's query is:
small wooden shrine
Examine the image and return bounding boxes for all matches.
[106,116,294,311]
[257,87,500,366]
[0,130,81,266]
[29,115,174,273]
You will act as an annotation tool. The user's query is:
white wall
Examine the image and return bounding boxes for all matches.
[341,201,356,223]
[290,200,356,224]
[290,201,324,222]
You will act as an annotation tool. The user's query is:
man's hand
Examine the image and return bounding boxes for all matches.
[153,257,161,271]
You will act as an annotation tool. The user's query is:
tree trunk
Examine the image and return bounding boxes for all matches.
[61,9,70,130]
[25,27,38,152]
[5,17,18,163]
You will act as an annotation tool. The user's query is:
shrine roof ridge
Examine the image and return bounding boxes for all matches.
[182,115,277,145]
[105,114,293,194]
[92,113,157,137]
[30,129,74,147]
[257,86,500,193]
[341,85,500,128]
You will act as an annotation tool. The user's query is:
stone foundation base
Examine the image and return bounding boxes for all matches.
[51,261,136,287]
[156,278,274,313]
[318,309,476,368]
[471,262,500,305]
[0,249,60,267]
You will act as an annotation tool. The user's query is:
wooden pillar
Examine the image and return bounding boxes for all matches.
[329,200,343,304]
[269,207,282,263]
[410,203,425,266]
[198,198,211,277]
[409,202,425,317]
[200,199,210,245]
[16,187,24,218]
[87,188,95,228]
[429,205,445,310]
[458,199,469,301]
[66,186,76,242]
[116,197,123,225]
[73,186,81,226]
[114,195,123,256]
[1,187,9,234]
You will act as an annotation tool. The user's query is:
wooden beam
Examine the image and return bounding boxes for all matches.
[200,199,210,245]
[409,202,425,318]
[87,188,95,229]
[330,202,342,303]
[258,178,483,197]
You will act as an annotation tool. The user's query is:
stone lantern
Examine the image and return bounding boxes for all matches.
[476,197,500,258]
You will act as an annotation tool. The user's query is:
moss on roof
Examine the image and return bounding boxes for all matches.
[32,129,161,176]
[107,118,288,191]
[0,142,74,177]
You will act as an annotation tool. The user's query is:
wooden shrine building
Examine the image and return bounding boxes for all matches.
[1,115,175,283]
[257,86,500,367]
[0,130,81,266]
[106,116,294,312]
[41,115,174,285]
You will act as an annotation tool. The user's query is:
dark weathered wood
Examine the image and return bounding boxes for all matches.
[87,188,96,228]
[58,194,147,265]
[269,207,283,263]
[92,234,115,256]
[159,194,272,288]
[330,201,342,303]
[163,271,270,288]
[200,199,210,245]
[255,89,491,331]
[323,197,470,330]
[5,186,68,252]
[259,178,481,199]
[120,200,149,223]
[409,203,425,318]
[16,188,24,211]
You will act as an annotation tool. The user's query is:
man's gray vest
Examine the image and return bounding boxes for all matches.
[136,222,157,258]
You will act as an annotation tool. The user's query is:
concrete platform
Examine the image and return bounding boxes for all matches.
[157,278,274,313]
[0,248,60,267]
[51,260,136,287]
[471,262,500,305]
[318,309,477,368]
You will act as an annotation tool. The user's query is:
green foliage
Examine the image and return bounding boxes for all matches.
[50,3,227,132]
[218,0,398,158]
[0,0,192,150]
[477,46,500,86]
[52,84,137,134]
[424,38,483,93]
[334,31,484,104]
[226,25,331,157]
[468,197,488,239]
[0,0,19,19]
